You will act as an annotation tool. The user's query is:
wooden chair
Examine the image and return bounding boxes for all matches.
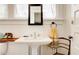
[49,37,72,55]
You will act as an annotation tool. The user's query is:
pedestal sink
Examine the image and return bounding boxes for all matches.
[15,37,52,55]
[0,42,8,55]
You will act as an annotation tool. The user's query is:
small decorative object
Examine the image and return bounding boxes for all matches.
[4,33,13,38]
[0,32,4,39]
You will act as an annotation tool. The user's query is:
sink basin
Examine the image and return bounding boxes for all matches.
[15,37,52,45]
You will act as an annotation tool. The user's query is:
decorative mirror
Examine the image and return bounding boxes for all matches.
[28,4,43,25]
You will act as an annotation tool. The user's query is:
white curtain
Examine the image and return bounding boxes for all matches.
[0,4,8,18]
[14,4,56,19]
[43,4,56,19]
[14,4,28,19]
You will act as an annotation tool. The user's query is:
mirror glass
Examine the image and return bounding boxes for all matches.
[28,4,43,25]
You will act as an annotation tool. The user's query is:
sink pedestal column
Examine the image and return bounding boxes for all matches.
[31,45,40,55]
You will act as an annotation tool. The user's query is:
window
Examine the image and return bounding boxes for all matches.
[43,4,56,19]
[14,4,28,19]
[0,4,8,18]
[14,4,56,19]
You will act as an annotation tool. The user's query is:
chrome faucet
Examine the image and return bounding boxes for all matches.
[34,32,36,39]
[34,32,40,39]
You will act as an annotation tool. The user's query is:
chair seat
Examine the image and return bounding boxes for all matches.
[53,52,65,55]
[48,37,71,55]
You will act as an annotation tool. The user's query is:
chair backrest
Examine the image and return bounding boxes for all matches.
[57,37,71,55]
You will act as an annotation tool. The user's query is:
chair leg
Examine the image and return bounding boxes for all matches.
[55,48,58,54]
[52,48,56,55]
[53,48,58,55]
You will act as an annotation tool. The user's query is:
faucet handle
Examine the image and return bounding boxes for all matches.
[37,33,40,37]
[30,34,33,37]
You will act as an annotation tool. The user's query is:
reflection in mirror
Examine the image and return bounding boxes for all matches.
[28,4,43,25]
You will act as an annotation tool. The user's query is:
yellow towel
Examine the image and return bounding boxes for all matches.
[49,27,58,41]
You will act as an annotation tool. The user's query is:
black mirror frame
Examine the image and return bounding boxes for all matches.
[28,4,43,25]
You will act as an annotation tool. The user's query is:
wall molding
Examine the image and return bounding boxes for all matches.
[0,19,64,25]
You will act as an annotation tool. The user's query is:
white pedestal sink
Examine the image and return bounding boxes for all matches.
[0,42,8,55]
[15,37,52,55]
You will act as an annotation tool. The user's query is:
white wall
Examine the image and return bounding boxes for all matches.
[0,20,65,38]
[64,5,72,37]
